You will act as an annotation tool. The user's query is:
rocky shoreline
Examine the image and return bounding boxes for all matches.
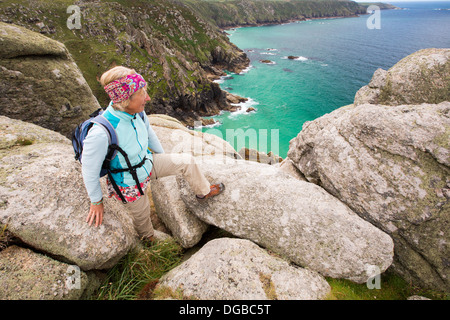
[220,14,362,31]
[200,2,402,127]
[187,0,367,30]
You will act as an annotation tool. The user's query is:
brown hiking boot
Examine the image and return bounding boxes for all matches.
[196,183,225,202]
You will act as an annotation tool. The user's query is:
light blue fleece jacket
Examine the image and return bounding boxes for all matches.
[81,104,164,203]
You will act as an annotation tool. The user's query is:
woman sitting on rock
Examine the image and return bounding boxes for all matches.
[81,66,224,241]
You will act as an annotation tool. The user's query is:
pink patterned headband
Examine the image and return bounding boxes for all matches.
[104,73,147,103]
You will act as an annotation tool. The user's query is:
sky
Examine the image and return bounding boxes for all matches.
[354,0,450,2]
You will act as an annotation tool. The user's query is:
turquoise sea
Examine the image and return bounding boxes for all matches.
[200,1,450,158]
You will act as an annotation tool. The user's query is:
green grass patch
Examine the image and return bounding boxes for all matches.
[93,239,183,300]
[88,226,449,300]
[90,236,449,300]
[326,271,448,300]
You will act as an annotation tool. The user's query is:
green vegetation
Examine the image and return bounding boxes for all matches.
[93,239,184,300]
[0,224,8,249]
[179,0,367,28]
[0,0,371,124]
[0,224,20,250]
[0,0,235,109]
[358,2,400,10]
[327,272,448,300]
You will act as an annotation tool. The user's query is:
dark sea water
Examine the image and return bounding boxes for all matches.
[200,1,450,158]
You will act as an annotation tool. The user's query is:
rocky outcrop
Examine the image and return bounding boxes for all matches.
[0,116,139,271]
[288,102,450,291]
[151,175,209,249]
[277,158,308,181]
[288,49,450,292]
[0,22,100,138]
[238,147,283,165]
[0,246,101,300]
[354,49,450,106]
[177,156,394,283]
[149,114,239,248]
[158,238,331,300]
[148,116,394,284]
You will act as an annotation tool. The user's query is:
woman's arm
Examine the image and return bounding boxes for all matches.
[81,125,109,227]
[143,114,165,154]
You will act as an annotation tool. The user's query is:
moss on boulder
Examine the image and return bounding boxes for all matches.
[0,22,101,138]
[355,48,450,106]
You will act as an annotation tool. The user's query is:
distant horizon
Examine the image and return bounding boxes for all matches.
[354,0,450,2]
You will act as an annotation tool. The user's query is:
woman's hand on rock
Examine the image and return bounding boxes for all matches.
[86,202,104,227]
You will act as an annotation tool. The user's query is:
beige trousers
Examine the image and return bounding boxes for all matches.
[123,153,211,238]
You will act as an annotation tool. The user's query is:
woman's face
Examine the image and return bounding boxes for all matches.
[125,87,150,115]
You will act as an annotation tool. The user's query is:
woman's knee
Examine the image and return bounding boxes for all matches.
[171,153,195,166]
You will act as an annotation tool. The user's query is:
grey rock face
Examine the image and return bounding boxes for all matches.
[159,238,331,300]
[177,157,394,283]
[0,245,100,300]
[0,22,101,138]
[288,102,450,291]
[354,48,450,106]
[151,175,209,248]
[0,116,138,270]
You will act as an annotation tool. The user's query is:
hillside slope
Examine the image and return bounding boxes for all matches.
[0,0,367,125]
[178,0,366,28]
[0,0,248,126]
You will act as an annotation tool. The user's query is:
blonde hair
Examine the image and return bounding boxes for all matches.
[100,66,146,111]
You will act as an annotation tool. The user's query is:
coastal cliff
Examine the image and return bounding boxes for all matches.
[0,0,249,128]
[0,0,369,129]
[181,0,367,29]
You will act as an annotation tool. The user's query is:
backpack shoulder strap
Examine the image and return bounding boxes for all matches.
[92,115,119,159]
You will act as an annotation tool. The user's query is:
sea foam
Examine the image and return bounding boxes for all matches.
[228,98,259,118]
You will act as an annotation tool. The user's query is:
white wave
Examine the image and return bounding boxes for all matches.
[281,56,308,61]
[194,120,222,130]
[261,52,276,55]
[214,73,236,84]
[228,98,259,118]
[260,60,276,65]
[239,65,253,74]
